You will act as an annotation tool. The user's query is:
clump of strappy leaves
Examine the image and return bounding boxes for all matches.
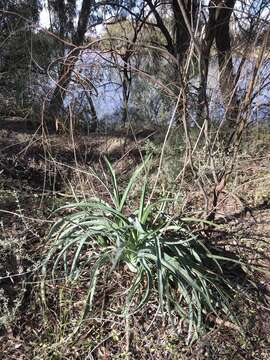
[42,157,245,343]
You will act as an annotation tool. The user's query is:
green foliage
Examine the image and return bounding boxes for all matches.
[42,157,245,343]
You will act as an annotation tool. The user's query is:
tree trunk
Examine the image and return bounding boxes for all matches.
[215,0,238,124]
[172,0,195,68]
[48,0,93,123]
[121,60,131,125]
[85,92,98,132]
[172,0,198,123]
[48,48,80,120]
[145,0,175,56]
[197,0,237,126]
[197,3,216,125]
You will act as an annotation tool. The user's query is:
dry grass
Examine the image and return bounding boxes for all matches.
[0,123,270,359]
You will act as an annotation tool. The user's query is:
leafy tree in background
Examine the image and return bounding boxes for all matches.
[0,0,42,74]
[46,0,142,123]
[104,6,152,125]
[44,0,237,126]
[1,0,269,128]
[0,1,43,108]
